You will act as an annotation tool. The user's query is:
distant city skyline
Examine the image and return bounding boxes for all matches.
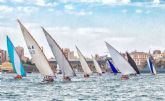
[0,0,165,58]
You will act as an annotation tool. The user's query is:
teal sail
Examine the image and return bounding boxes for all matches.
[7,36,26,76]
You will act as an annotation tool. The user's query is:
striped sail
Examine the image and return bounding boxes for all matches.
[91,55,102,74]
[17,20,54,76]
[7,36,26,76]
[76,46,92,75]
[126,52,140,74]
[42,27,76,77]
[147,56,157,74]
[107,60,118,74]
[105,42,136,75]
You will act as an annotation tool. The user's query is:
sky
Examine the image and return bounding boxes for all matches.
[0,0,165,59]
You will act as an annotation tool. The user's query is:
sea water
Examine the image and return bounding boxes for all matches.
[0,73,165,101]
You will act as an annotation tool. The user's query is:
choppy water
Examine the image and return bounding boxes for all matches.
[0,73,165,101]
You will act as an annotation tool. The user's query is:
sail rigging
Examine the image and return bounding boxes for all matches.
[105,42,136,75]
[42,27,76,77]
[17,20,54,76]
[7,36,26,76]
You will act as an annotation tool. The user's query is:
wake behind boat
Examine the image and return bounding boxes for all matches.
[17,20,55,82]
[42,27,76,81]
[7,36,26,80]
[105,42,136,80]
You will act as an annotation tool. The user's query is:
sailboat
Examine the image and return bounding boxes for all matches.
[147,56,157,75]
[7,36,26,79]
[105,42,136,80]
[17,20,54,82]
[126,52,140,74]
[42,27,76,81]
[91,55,102,75]
[76,46,92,78]
[107,59,118,74]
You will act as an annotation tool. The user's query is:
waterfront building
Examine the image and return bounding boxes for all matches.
[0,49,7,64]
[15,46,29,62]
[0,61,13,72]
[62,48,77,59]
[129,51,148,68]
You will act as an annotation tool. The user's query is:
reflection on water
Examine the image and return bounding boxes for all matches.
[0,73,165,101]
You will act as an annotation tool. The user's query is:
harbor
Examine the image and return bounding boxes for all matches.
[0,0,165,100]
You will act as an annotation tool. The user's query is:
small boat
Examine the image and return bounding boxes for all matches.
[7,36,26,79]
[42,27,76,81]
[17,20,55,82]
[107,59,118,74]
[91,55,102,75]
[147,55,157,75]
[126,52,140,74]
[105,42,136,80]
[76,46,92,78]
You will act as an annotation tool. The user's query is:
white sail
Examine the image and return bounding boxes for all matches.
[105,42,136,75]
[42,27,76,77]
[17,20,54,76]
[147,56,157,74]
[76,46,92,75]
[91,55,102,74]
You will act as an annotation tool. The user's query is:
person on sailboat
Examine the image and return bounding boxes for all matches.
[43,75,54,82]
[63,76,71,81]
[14,75,22,80]
[121,75,129,80]
[84,74,90,78]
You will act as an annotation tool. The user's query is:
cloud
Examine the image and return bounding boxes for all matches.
[64,4,75,10]
[64,4,92,16]
[34,0,57,7]
[0,5,13,13]
[61,0,131,5]
[122,9,128,13]
[35,0,45,6]
[135,9,143,13]
[0,0,5,2]
[17,6,39,15]
[12,0,24,3]
[153,0,160,4]
[106,37,135,43]
[65,9,93,16]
